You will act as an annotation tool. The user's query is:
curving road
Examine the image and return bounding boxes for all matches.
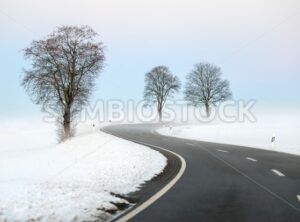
[104,124,300,222]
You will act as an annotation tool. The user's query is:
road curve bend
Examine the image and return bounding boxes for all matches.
[103,124,300,222]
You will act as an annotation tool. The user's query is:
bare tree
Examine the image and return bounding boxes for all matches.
[184,62,232,117]
[22,25,105,141]
[144,66,181,122]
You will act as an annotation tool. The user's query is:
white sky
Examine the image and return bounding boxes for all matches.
[0,0,299,117]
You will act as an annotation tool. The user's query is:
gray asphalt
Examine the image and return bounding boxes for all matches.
[104,124,300,222]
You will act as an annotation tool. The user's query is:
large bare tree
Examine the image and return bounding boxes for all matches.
[144,66,181,122]
[184,62,232,117]
[22,25,105,140]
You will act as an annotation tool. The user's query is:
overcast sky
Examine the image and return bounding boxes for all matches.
[0,0,299,117]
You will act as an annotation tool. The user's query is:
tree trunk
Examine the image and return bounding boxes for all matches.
[205,103,210,118]
[157,103,162,122]
[63,108,71,140]
[158,109,162,122]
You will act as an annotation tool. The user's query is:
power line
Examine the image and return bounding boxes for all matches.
[224,10,300,62]
[0,9,37,35]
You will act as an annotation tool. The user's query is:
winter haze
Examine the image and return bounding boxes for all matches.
[0,0,300,221]
[0,0,300,118]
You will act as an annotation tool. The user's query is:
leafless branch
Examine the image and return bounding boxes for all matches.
[22,25,105,141]
[184,62,232,117]
[143,66,181,121]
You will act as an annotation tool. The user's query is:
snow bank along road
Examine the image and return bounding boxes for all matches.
[0,126,167,222]
[104,124,300,222]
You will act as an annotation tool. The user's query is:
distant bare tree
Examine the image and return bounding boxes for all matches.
[144,66,181,122]
[22,25,105,141]
[184,62,232,117]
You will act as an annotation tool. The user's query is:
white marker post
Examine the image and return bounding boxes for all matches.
[169,125,173,135]
[271,134,276,149]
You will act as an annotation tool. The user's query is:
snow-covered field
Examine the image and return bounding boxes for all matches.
[157,113,300,156]
[0,119,166,221]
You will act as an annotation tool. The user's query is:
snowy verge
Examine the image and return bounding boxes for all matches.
[157,121,300,156]
[0,120,167,221]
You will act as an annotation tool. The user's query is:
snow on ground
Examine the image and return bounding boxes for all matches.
[0,119,166,221]
[157,113,300,156]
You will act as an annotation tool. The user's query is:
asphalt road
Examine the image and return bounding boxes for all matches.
[104,124,300,222]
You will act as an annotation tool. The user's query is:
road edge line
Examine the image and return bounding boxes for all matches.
[101,129,186,222]
[116,139,186,222]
